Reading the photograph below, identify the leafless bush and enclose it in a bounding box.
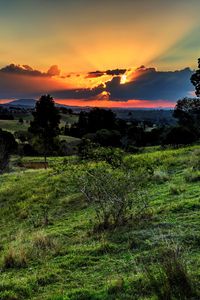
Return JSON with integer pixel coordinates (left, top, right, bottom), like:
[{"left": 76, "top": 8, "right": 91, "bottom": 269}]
[{"left": 76, "top": 163, "right": 149, "bottom": 228}]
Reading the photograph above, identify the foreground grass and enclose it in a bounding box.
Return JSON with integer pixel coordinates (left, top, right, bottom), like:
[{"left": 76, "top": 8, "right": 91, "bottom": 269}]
[{"left": 0, "top": 145, "right": 200, "bottom": 299}]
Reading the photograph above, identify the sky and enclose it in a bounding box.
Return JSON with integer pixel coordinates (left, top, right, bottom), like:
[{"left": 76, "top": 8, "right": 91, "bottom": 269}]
[{"left": 0, "top": 0, "right": 200, "bottom": 108}]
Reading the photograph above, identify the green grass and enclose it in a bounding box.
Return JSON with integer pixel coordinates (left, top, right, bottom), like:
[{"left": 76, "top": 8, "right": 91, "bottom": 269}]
[
  {"left": 0, "top": 113, "right": 78, "bottom": 133},
  {"left": 0, "top": 145, "right": 200, "bottom": 299},
  {"left": 0, "top": 119, "right": 30, "bottom": 133},
  {"left": 59, "top": 113, "right": 78, "bottom": 127}
]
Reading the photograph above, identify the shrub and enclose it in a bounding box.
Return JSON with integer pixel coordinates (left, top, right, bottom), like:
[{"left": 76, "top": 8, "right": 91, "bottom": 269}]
[
  {"left": 169, "top": 184, "right": 185, "bottom": 195},
  {"left": 0, "top": 290, "right": 18, "bottom": 300},
  {"left": 184, "top": 169, "right": 200, "bottom": 182},
  {"left": 144, "top": 244, "right": 197, "bottom": 299},
  {"left": 75, "top": 163, "right": 149, "bottom": 228},
  {"left": 79, "top": 142, "right": 124, "bottom": 168},
  {"left": 107, "top": 277, "right": 125, "bottom": 295},
  {"left": 90, "top": 147, "right": 124, "bottom": 167},
  {"left": 31, "top": 231, "right": 59, "bottom": 254},
  {"left": 152, "top": 170, "right": 169, "bottom": 184},
  {"left": 0, "top": 144, "right": 10, "bottom": 173},
  {"left": 189, "top": 149, "right": 200, "bottom": 171},
  {"left": 2, "top": 246, "right": 27, "bottom": 269}
]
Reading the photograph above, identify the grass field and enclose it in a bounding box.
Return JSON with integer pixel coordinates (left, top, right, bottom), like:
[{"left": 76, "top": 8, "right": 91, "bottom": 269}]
[
  {"left": 0, "top": 113, "right": 78, "bottom": 133},
  {"left": 0, "top": 146, "right": 200, "bottom": 299},
  {"left": 0, "top": 119, "right": 30, "bottom": 133}
]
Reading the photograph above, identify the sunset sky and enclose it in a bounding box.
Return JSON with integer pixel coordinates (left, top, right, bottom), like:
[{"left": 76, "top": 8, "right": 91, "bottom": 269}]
[{"left": 0, "top": 0, "right": 200, "bottom": 108}]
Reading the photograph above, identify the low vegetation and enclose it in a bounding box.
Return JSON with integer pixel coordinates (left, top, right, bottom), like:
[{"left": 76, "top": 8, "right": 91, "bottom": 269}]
[{"left": 0, "top": 145, "right": 199, "bottom": 299}]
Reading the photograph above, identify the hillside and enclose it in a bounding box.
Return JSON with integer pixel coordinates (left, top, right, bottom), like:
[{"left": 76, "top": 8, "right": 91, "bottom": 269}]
[{"left": 0, "top": 146, "right": 200, "bottom": 299}]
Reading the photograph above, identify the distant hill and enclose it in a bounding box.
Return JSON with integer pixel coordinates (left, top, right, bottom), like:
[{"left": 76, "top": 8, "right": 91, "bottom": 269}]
[
  {"left": 1, "top": 99, "right": 87, "bottom": 112},
  {"left": 3, "top": 99, "right": 37, "bottom": 108}
]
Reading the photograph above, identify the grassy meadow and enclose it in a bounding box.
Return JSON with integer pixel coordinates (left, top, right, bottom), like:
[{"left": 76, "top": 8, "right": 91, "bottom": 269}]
[
  {"left": 0, "top": 145, "right": 200, "bottom": 299},
  {"left": 0, "top": 113, "right": 78, "bottom": 133}
]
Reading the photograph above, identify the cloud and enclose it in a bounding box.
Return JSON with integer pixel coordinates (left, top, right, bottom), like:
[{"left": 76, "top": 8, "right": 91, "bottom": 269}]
[
  {"left": 105, "top": 67, "right": 194, "bottom": 101},
  {"left": 0, "top": 64, "right": 60, "bottom": 77},
  {"left": 0, "top": 64, "right": 66, "bottom": 99},
  {"left": 53, "top": 84, "right": 104, "bottom": 100},
  {"left": 53, "top": 67, "right": 194, "bottom": 103},
  {"left": 105, "top": 68, "right": 126, "bottom": 76},
  {"left": 47, "top": 65, "right": 60, "bottom": 76},
  {"left": 0, "top": 63, "right": 195, "bottom": 103},
  {"left": 86, "top": 71, "right": 105, "bottom": 78},
  {"left": 86, "top": 68, "right": 127, "bottom": 78}
]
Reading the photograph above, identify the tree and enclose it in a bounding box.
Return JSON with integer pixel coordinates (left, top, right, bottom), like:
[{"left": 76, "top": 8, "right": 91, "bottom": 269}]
[
  {"left": 0, "top": 129, "right": 17, "bottom": 173},
  {"left": 173, "top": 97, "right": 200, "bottom": 134},
  {"left": 191, "top": 58, "right": 200, "bottom": 96},
  {"left": 28, "top": 95, "right": 60, "bottom": 167},
  {"left": 76, "top": 108, "right": 117, "bottom": 137},
  {"left": 162, "top": 126, "right": 197, "bottom": 146},
  {"left": 94, "top": 129, "right": 121, "bottom": 147},
  {"left": 18, "top": 118, "right": 24, "bottom": 124}
]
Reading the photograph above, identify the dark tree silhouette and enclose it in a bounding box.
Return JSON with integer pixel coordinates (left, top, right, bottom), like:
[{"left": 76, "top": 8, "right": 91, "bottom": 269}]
[
  {"left": 18, "top": 118, "right": 24, "bottom": 124},
  {"left": 28, "top": 95, "right": 60, "bottom": 167},
  {"left": 0, "top": 129, "right": 17, "bottom": 173},
  {"left": 76, "top": 107, "right": 117, "bottom": 136},
  {"left": 162, "top": 126, "right": 196, "bottom": 146},
  {"left": 191, "top": 58, "right": 200, "bottom": 96},
  {"left": 173, "top": 97, "right": 200, "bottom": 134}
]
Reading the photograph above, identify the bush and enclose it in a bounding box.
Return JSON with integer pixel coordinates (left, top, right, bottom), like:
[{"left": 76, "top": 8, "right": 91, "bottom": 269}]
[
  {"left": 152, "top": 170, "right": 169, "bottom": 184},
  {"left": 169, "top": 184, "right": 185, "bottom": 195},
  {"left": 2, "top": 246, "right": 27, "bottom": 269},
  {"left": 75, "top": 163, "right": 149, "bottom": 228},
  {"left": 0, "top": 144, "right": 10, "bottom": 173},
  {"left": 0, "top": 290, "right": 18, "bottom": 300},
  {"left": 31, "top": 231, "right": 60, "bottom": 255},
  {"left": 189, "top": 149, "right": 200, "bottom": 171},
  {"left": 184, "top": 169, "right": 200, "bottom": 182},
  {"left": 0, "top": 129, "right": 17, "bottom": 173},
  {"left": 79, "top": 142, "right": 124, "bottom": 168},
  {"left": 144, "top": 244, "right": 197, "bottom": 299},
  {"left": 90, "top": 147, "right": 124, "bottom": 167}
]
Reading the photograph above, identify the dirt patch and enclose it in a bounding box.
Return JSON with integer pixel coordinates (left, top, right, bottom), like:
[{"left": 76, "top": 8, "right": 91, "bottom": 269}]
[{"left": 19, "top": 162, "right": 48, "bottom": 169}]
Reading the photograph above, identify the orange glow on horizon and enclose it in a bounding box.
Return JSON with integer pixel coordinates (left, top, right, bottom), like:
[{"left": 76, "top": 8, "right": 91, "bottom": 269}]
[
  {"left": 0, "top": 98, "right": 175, "bottom": 109},
  {"left": 55, "top": 99, "right": 175, "bottom": 109}
]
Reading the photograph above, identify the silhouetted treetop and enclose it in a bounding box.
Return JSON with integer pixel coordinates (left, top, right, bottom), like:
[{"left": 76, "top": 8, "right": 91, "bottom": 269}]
[
  {"left": 29, "top": 94, "right": 60, "bottom": 136},
  {"left": 191, "top": 58, "right": 200, "bottom": 96}
]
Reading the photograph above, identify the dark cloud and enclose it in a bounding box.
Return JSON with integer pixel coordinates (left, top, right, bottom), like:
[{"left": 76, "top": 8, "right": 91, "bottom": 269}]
[
  {"left": 86, "top": 68, "right": 127, "bottom": 79},
  {"left": 86, "top": 71, "right": 105, "bottom": 78},
  {"left": 0, "top": 64, "right": 60, "bottom": 77},
  {"left": 105, "top": 67, "right": 194, "bottom": 101},
  {"left": 53, "top": 67, "right": 194, "bottom": 102},
  {"left": 53, "top": 84, "right": 104, "bottom": 99},
  {"left": 0, "top": 63, "right": 194, "bottom": 103},
  {"left": 105, "top": 68, "right": 126, "bottom": 76},
  {"left": 47, "top": 65, "right": 60, "bottom": 76}
]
